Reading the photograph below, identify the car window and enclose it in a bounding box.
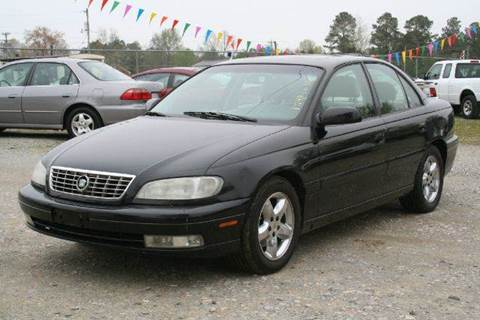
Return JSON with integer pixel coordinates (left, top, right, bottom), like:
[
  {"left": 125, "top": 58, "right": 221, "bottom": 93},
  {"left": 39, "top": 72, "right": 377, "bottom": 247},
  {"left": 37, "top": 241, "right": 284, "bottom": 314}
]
[
  {"left": 425, "top": 64, "right": 442, "bottom": 80},
  {"left": 134, "top": 73, "right": 170, "bottom": 87},
  {"left": 320, "top": 64, "right": 375, "bottom": 118},
  {"left": 152, "top": 64, "right": 323, "bottom": 122},
  {"left": 399, "top": 76, "right": 423, "bottom": 108},
  {"left": 366, "top": 64, "right": 409, "bottom": 114},
  {"left": 0, "top": 63, "right": 33, "bottom": 87},
  {"left": 455, "top": 63, "right": 480, "bottom": 78},
  {"left": 443, "top": 64, "right": 452, "bottom": 78},
  {"left": 68, "top": 72, "right": 80, "bottom": 85},
  {"left": 78, "top": 61, "right": 131, "bottom": 81},
  {"left": 31, "top": 63, "right": 76, "bottom": 86},
  {"left": 173, "top": 74, "right": 190, "bottom": 87}
]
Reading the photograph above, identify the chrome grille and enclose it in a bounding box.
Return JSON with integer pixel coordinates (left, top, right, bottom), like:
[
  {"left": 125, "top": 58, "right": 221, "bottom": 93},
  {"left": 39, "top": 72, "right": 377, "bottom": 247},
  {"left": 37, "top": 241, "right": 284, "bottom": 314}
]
[{"left": 49, "top": 166, "right": 135, "bottom": 200}]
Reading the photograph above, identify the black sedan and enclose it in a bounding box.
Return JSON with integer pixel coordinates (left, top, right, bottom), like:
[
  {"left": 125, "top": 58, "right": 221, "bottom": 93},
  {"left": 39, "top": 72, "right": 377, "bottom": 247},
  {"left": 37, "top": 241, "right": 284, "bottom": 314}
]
[{"left": 19, "top": 55, "right": 458, "bottom": 274}]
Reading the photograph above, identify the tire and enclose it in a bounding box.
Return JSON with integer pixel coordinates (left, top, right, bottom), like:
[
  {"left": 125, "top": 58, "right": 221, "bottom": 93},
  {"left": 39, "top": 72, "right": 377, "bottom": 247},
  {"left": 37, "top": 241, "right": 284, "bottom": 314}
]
[
  {"left": 230, "top": 176, "right": 302, "bottom": 274},
  {"left": 400, "top": 146, "right": 444, "bottom": 214},
  {"left": 66, "top": 107, "right": 102, "bottom": 138},
  {"left": 0, "top": 128, "right": 5, "bottom": 133},
  {"left": 461, "top": 95, "right": 479, "bottom": 119}
]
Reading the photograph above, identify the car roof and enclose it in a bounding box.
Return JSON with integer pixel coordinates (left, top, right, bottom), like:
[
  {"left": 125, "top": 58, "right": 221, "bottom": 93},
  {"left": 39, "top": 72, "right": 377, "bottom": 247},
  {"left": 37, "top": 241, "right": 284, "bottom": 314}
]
[
  {"left": 218, "top": 54, "right": 381, "bottom": 69},
  {"left": 3, "top": 57, "right": 93, "bottom": 66},
  {"left": 134, "top": 67, "right": 199, "bottom": 77},
  {"left": 433, "top": 59, "right": 480, "bottom": 64}
]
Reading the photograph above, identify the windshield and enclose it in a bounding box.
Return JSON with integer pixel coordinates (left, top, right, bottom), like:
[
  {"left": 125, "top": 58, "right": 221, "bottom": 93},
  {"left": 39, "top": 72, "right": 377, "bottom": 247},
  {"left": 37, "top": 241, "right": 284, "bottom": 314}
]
[
  {"left": 151, "top": 64, "right": 323, "bottom": 122},
  {"left": 78, "top": 61, "right": 131, "bottom": 81}
]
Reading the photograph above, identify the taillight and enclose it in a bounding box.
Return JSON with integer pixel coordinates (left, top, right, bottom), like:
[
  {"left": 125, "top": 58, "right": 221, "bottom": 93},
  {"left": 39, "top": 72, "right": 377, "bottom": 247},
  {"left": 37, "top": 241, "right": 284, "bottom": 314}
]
[
  {"left": 429, "top": 87, "right": 437, "bottom": 97},
  {"left": 120, "top": 88, "right": 152, "bottom": 101}
]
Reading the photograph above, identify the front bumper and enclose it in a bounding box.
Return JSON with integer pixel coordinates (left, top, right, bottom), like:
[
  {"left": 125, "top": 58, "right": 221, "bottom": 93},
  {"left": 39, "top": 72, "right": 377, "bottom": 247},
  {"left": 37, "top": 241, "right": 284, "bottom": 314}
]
[{"left": 19, "top": 184, "right": 249, "bottom": 257}]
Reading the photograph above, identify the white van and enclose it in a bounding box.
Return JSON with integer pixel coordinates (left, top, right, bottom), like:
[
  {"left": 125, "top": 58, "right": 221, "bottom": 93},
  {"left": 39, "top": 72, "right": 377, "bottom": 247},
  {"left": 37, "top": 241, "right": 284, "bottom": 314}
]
[{"left": 421, "top": 60, "right": 480, "bottom": 118}]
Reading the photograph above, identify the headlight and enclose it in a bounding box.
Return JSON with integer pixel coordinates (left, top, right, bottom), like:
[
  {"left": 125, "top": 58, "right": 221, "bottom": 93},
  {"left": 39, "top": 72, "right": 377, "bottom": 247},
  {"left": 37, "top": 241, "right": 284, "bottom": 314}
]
[
  {"left": 31, "top": 161, "right": 47, "bottom": 187},
  {"left": 136, "top": 177, "right": 223, "bottom": 200}
]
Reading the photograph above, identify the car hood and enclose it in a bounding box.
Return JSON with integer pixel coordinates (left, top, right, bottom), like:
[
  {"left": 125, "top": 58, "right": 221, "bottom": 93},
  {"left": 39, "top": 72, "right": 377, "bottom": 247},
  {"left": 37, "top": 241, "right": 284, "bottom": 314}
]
[{"left": 49, "top": 116, "right": 289, "bottom": 178}]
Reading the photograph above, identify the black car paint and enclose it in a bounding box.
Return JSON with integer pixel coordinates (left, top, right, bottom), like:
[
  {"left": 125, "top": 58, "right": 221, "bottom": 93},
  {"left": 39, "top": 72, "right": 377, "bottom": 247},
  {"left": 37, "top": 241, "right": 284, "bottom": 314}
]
[{"left": 19, "top": 55, "right": 458, "bottom": 255}]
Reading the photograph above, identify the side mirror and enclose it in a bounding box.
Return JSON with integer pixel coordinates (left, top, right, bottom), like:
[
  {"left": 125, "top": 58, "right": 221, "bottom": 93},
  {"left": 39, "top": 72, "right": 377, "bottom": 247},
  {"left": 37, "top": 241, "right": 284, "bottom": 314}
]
[{"left": 315, "top": 107, "right": 362, "bottom": 127}]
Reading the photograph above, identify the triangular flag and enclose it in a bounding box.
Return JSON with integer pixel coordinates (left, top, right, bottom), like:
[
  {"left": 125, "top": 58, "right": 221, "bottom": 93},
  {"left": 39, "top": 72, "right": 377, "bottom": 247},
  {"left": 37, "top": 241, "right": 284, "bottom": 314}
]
[
  {"left": 110, "top": 1, "right": 120, "bottom": 13},
  {"left": 441, "top": 38, "right": 446, "bottom": 51},
  {"left": 88, "top": 0, "right": 94, "bottom": 8},
  {"left": 160, "top": 16, "right": 168, "bottom": 27},
  {"left": 408, "top": 49, "right": 413, "bottom": 61},
  {"left": 466, "top": 27, "right": 472, "bottom": 39},
  {"left": 149, "top": 12, "right": 157, "bottom": 24},
  {"left": 182, "top": 23, "right": 191, "bottom": 37},
  {"left": 136, "top": 9, "right": 144, "bottom": 22},
  {"left": 421, "top": 46, "right": 426, "bottom": 56},
  {"left": 236, "top": 38, "right": 243, "bottom": 50},
  {"left": 256, "top": 44, "right": 263, "bottom": 53},
  {"left": 427, "top": 43, "right": 434, "bottom": 56},
  {"left": 205, "top": 30, "right": 213, "bottom": 44},
  {"left": 387, "top": 53, "right": 392, "bottom": 63},
  {"left": 226, "top": 35, "right": 234, "bottom": 48},
  {"left": 195, "top": 26, "right": 202, "bottom": 38},
  {"left": 101, "top": 0, "right": 110, "bottom": 11},
  {"left": 416, "top": 47, "right": 420, "bottom": 56},
  {"left": 394, "top": 52, "right": 400, "bottom": 64},
  {"left": 171, "top": 19, "right": 179, "bottom": 31},
  {"left": 471, "top": 23, "right": 478, "bottom": 34},
  {"left": 265, "top": 46, "right": 272, "bottom": 56},
  {"left": 246, "top": 41, "right": 251, "bottom": 52},
  {"left": 447, "top": 35, "right": 453, "bottom": 48},
  {"left": 217, "top": 32, "right": 224, "bottom": 45},
  {"left": 123, "top": 4, "right": 132, "bottom": 17},
  {"left": 401, "top": 51, "right": 406, "bottom": 65},
  {"left": 433, "top": 41, "right": 439, "bottom": 53}
]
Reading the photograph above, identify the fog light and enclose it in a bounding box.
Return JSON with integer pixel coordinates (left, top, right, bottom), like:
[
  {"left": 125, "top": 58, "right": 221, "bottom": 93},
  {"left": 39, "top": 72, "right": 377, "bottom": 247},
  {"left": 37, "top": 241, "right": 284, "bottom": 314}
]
[{"left": 144, "top": 235, "right": 204, "bottom": 248}]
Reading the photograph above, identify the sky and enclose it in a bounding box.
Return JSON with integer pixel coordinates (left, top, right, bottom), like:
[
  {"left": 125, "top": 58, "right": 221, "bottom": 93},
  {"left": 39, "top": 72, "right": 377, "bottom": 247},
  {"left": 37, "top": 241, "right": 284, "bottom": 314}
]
[{"left": 1, "top": 0, "right": 480, "bottom": 51}]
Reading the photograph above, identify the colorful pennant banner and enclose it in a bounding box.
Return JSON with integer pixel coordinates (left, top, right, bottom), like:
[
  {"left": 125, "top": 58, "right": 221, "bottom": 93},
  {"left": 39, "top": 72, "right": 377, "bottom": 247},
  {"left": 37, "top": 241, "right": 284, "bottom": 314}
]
[
  {"left": 87, "top": 0, "right": 265, "bottom": 52},
  {"left": 373, "top": 22, "right": 480, "bottom": 66}
]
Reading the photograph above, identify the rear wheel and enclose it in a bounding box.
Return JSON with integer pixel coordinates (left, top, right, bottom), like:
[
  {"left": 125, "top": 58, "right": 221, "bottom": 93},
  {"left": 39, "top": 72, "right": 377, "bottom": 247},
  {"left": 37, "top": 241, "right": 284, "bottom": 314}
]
[
  {"left": 230, "top": 177, "right": 301, "bottom": 274},
  {"left": 400, "top": 146, "right": 444, "bottom": 213},
  {"left": 461, "top": 95, "right": 479, "bottom": 119},
  {"left": 66, "top": 107, "right": 102, "bottom": 138}
]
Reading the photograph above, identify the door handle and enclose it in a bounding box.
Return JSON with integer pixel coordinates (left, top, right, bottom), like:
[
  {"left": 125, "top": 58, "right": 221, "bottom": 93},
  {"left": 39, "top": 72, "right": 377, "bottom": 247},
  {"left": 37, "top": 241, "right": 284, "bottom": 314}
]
[
  {"left": 62, "top": 95, "right": 71, "bottom": 98},
  {"left": 7, "top": 95, "right": 17, "bottom": 99}
]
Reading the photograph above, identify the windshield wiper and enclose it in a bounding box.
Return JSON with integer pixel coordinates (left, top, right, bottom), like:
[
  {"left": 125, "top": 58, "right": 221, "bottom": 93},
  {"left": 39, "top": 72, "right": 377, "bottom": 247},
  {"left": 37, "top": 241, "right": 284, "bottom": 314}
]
[
  {"left": 183, "top": 111, "right": 257, "bottom": 123},
  {"left": 145, "top": 111, "right": 167, "bottom": 117}
]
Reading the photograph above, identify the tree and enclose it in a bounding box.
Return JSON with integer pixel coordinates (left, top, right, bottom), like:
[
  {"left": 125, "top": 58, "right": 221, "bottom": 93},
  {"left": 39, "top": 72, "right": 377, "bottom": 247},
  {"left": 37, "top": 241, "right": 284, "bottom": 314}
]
[
  {"left": 325, "top": 12, "right": 358, "bottom": 53},
  {"left": 370, "top": 12, "right": 404, "bottom": 53},
  {"left": 355, "top": 17, "right": 371, "bottom": 54},
  {"left": 403, "top": 15, "right": 435, "bottom": 48},
  {"left": 24, "top": 26, "right": 67, "bottom": 55},
  {"left": 441, "top": 17, "right": 462, "bottom": 37},
  {"left": 297, "top": 39, "right": 323, "bottom": 54},
  {"left": 150, "top": 30, "right": 183, "bottom": 51}
]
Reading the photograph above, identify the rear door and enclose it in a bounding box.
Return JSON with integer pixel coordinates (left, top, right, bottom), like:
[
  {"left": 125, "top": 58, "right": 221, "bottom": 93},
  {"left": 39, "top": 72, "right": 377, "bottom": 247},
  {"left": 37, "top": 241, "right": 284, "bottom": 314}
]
[
  {"left": 365, "top": 63, "right": 427, "bottom": 192},
  {"left": 22, "top": 62, "right": 79, "bottom": 125},
  {"left": 0, "top": 62, "right": 33, "bottom": 124},
  {"left": 315, "top": 63, "right": 387, "bottom": 215}
]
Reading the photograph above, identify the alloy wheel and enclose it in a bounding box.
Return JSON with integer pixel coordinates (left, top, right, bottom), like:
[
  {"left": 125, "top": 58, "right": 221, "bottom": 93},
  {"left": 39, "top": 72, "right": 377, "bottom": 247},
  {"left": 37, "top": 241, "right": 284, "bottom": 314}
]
[
  {"left": 71, "top": 113, "right": 94, "bottom": 136},
  {"left": 422, "top": 155, "right": 441, "bottom": 203},
  {"left": 257, "top": 192, "right": 295, "bottom": 261},
  {"left": 463, "top": 100, "right": 473, "bottom": 117}
]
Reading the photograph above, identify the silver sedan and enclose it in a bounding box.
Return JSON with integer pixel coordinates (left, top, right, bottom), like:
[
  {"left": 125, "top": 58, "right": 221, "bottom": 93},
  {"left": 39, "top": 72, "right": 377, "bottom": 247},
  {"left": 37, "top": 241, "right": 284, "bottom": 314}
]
[{"left": 0, "top": 58, "right": 163, "bottom": 138}]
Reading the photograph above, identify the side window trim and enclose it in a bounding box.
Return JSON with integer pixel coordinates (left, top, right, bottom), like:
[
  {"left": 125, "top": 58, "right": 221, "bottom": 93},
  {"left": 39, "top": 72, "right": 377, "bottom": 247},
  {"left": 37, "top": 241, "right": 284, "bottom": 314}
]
[{"left": 397, "top": 72, "right": 424, "bottom": 108}]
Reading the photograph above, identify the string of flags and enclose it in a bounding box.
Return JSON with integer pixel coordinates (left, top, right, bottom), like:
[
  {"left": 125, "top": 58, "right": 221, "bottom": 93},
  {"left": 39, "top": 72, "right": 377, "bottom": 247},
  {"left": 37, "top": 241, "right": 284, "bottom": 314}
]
[
  {"left": 372, "top": 22, "right": 480, "bottom": 65},
  {"left": 87, "top": 0, "right": 288, "bottom": 55}
]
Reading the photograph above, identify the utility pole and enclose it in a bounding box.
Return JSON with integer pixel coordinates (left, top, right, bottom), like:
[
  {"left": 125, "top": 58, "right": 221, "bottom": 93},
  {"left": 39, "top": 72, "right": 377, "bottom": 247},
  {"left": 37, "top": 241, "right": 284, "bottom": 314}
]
[
  {"left": 2, "top": 32, "right": 10, "bottom": 45},
  {"left": 84, "top": 8, "right": 91, "bottom": 52}
]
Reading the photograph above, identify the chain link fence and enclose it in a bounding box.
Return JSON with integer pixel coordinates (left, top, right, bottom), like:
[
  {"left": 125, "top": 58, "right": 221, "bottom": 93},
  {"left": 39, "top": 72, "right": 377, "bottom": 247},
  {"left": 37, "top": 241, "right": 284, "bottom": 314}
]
[{"left": 0, "top": 47, "right": 261, "bottom": 75}]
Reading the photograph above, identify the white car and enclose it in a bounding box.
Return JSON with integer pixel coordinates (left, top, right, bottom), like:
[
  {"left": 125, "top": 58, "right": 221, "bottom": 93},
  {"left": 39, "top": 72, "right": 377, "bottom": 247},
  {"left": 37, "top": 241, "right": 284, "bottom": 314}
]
[{"left": 420, "top": 60, "right": 480, "bottom": 119}]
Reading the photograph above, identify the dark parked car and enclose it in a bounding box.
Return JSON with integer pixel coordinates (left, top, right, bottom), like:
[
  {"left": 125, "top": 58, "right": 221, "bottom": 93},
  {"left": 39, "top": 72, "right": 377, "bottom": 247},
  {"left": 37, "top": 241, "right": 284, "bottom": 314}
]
[
  {"left": 19, "top": 55, "right": 458, "bottom": 274},
  {"left": 132, "top": 67, "right": 199, "bottom": 99}
]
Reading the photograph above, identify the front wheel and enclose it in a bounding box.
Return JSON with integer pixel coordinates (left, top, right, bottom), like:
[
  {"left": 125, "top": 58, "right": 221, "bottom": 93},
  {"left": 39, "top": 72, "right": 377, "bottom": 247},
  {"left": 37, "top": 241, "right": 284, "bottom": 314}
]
[
  {"left": 400, "top": 146, "right": 444, "bottom": 213},
  {"left": 231, "top": 177, "right": 301, "bottom": 274},
  {"left": 461, "top": 95, "right": 479, "bottom": 119},
  {"left": 66, "top": 107, "right": 102, "bottom": 138}
]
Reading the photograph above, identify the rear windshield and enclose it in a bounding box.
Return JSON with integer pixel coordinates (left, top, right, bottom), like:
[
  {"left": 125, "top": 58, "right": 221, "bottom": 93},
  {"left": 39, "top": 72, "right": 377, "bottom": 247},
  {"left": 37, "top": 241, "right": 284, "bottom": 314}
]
[
  {"left": 78, "top": 61, "right": 131, "bottom": 81},
  {"left": 455, "top": 63, "right": 480, "bottom": 79}
]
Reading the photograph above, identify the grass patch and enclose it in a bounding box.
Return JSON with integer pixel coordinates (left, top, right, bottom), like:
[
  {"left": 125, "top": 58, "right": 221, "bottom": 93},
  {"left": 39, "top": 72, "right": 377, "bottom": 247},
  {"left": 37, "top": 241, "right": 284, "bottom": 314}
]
[{"left": 455, "top": 117, "right": 480, "bottom": 145}]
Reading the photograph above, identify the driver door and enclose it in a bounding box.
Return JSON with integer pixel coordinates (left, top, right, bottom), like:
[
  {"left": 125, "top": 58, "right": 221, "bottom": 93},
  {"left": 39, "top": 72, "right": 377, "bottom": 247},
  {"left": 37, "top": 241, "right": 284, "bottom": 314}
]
[{"left": 0, "top": 62, "right": 34, "bottom": 124}]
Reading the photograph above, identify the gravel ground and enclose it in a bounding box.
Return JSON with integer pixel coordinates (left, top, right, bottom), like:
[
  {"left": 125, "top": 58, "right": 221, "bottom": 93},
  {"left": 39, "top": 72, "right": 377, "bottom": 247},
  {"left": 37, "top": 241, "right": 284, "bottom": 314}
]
[{"left": 1, "top": 129, "right": 479, "bottom": 320}]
